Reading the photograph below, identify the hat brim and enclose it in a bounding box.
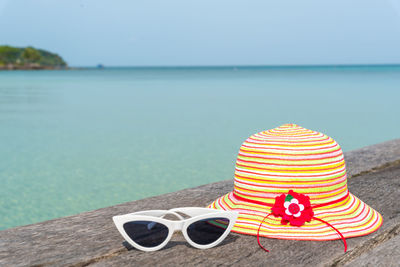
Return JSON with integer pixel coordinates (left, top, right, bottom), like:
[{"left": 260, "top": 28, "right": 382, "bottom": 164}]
[{"left": 208, "top": 191, "right": 382, "bottom": 241}]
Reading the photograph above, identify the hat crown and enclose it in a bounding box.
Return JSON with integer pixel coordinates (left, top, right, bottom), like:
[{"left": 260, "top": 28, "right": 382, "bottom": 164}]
[{"left": 234, "top": 124, "right": 348, "bottom": 205}]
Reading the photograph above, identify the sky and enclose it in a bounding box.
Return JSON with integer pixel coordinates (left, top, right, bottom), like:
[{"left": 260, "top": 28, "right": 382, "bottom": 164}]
[{"left": 1, "top": 0, "right": 400, "bottom": 67}]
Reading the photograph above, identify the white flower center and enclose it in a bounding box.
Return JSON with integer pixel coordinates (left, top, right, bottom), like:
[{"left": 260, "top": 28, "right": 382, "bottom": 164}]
[{"left": 284, "top": 198, "right": 304, "bottom": 217}]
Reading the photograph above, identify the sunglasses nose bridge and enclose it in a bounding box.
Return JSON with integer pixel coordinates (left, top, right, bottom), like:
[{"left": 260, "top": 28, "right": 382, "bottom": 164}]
[{"left": 171, "top": 221, "right": 185, "bottom": 231}]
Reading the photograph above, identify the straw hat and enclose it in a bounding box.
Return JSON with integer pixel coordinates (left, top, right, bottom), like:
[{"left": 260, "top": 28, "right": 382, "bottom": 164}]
[{"left": 208, "top": 124, "right": 382, "bottom": 241}]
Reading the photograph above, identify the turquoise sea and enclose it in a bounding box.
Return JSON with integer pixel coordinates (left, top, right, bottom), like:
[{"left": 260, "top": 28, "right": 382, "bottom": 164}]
[{"left": 1, "top": 66, "right": 400, "bottom": 230}]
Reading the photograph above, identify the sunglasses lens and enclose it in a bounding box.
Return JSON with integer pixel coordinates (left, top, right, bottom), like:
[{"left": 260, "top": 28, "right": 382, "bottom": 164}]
[
  {"left": 187, "top": 217, "right": 230, "bottom": 245},
  {"left": 123, "top": 221, "right": 169, "bottom": 248}
]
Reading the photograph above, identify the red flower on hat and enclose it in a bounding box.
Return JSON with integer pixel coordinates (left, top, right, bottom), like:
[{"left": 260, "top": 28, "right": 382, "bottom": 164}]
[{"left": 271, "top": 190, "right": 314, "bottom": 226}]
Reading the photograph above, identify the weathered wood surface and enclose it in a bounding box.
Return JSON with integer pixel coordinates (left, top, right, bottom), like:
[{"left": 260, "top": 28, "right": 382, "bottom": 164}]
[{"left": 0, "top": 139, "right": 400, "bottom": 267}]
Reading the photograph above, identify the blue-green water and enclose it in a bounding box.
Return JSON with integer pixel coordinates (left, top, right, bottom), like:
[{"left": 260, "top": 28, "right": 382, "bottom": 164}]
[{"left": 1, "top": 66, "right": 399, "bottom": 230}]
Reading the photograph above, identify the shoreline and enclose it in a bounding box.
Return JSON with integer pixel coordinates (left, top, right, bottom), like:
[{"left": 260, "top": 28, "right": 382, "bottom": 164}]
[{"left": 0, "top": 64, "right": 69, "bottom": 71}]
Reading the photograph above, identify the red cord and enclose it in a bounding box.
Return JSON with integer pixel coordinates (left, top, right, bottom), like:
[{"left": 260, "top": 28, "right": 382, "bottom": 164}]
[
  {"left": 257, "top": 213, "right": 272, "bottom": 252},
  {"left": 251, "top": 191, "right": 350, "bottom": 253},
  {"left": 312, "top": 216, "right": 347, "bottom": 252},
  {"left": 257, "top": 214, "right": 347, "bottom": 253}
]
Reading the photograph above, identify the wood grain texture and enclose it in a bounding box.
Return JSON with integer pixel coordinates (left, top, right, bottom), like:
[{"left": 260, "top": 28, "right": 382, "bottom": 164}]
[
  {"left": 0, "top": 139, "right": 399, "bottom": 267},
  {"left": 343, "top": 234, "right": 400, "bottom": 267}
]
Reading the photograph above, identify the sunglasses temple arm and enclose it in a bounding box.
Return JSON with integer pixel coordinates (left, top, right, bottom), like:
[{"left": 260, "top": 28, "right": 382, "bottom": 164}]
[
  {"left": 169, "top": 207, "right": 221, "bottom": 217},
  {"left": 163, "top": 211, "right": 185, "bottom": 220},
  {"left": 146, "top": 211, "right": 185, "bottom": 230},
  {"left": 127, "top": 210, "right": 185, "bottom": 220}
]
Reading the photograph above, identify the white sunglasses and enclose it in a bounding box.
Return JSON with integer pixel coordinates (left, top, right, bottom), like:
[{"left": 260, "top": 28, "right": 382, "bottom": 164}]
[{"left": 113, "top": 207, "right": 238, "bottom": 252}]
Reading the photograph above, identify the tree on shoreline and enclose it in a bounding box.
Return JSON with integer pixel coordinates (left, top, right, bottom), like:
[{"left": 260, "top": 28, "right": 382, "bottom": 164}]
[
  {"left": 22, "top": 47, "right": 41, "bottom": 63},
  {"left": 0, "top": 45, "right": 67, "bottom": 69}
]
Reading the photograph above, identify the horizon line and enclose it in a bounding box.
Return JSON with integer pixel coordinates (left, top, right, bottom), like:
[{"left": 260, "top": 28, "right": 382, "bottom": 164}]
[{"left": 71, "top": 63, "right": 400, "bottom": 69}]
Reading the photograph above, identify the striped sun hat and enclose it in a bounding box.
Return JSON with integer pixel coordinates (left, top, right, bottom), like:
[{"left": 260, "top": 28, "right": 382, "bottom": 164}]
[{"left": 208, "top": 124, "right": 382, "bottom": 242}]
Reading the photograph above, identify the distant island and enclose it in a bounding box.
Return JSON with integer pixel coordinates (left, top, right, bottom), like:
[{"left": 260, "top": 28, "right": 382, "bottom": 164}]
[{"left": 0, "top": 45, "right": 67, "bottom": 70}]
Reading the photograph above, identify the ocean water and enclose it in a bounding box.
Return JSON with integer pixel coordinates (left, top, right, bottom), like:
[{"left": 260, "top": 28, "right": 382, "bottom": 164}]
[{"left": 1, "top": 66, "right": 399, "bottom": 230}]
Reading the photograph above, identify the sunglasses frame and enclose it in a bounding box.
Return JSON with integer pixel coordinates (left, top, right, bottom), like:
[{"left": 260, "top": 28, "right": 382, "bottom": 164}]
[{"left": 113, "top": 207, "right": 238, "bottom": 252}]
